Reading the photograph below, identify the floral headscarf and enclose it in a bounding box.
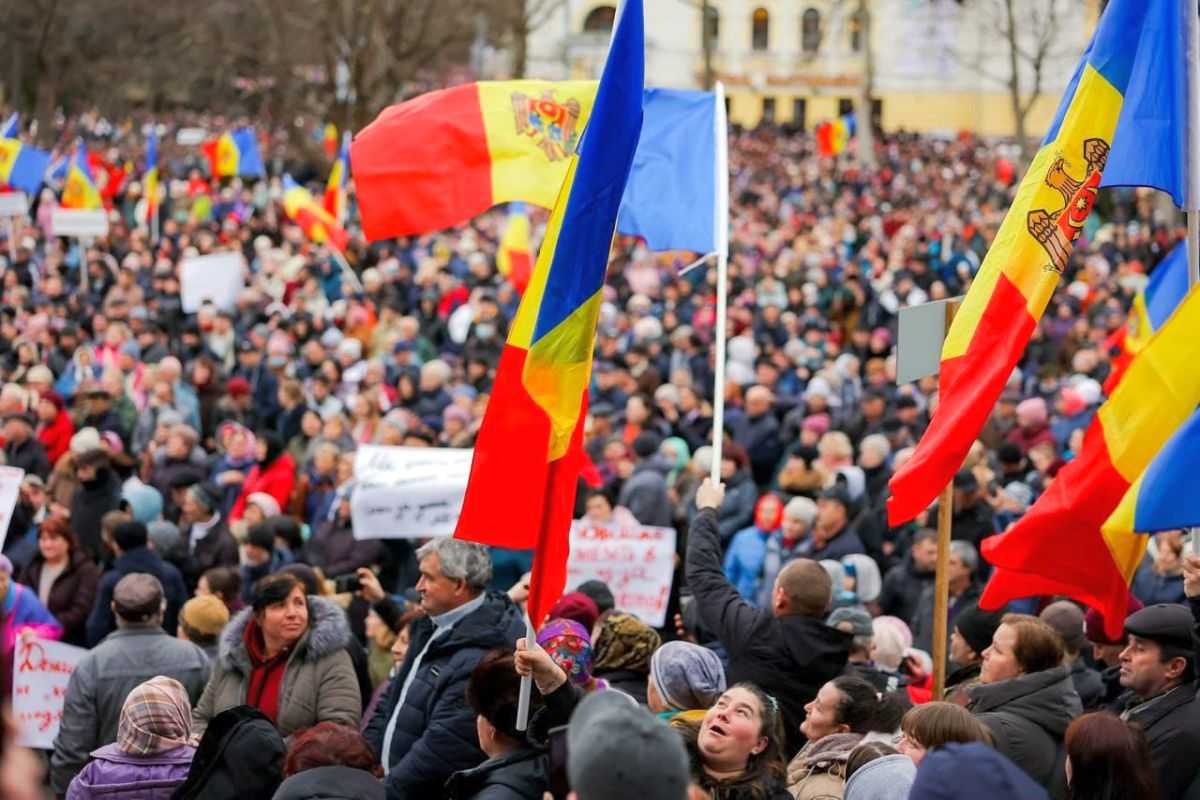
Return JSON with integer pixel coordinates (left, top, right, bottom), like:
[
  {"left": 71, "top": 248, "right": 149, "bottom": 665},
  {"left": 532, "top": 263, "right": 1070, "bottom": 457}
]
[{"left": 537, "top": 618, "right": 596, "bottom": 686}]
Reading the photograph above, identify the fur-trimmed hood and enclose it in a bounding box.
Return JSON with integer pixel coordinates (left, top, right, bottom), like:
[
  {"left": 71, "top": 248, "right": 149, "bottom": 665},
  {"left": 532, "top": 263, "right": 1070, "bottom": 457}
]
[{"left": 217, "top": 594, "right": 350, "bottom": 673}]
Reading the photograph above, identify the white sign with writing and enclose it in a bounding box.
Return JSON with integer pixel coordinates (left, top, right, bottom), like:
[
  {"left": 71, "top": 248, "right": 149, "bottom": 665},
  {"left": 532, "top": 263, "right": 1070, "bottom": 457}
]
[
  {"left": 50, "top": 209, "right": 110, "bottom": 238},
  {"left": 179, "top": 251, "right": 246, "bottom": 312},
  {"left": 0, "top": 192, "right": 30, "bottom": 217},
  {"left": 566, "top": 520, "right": 676, "bottom": 628},
  {"left": 12, "top": 637, "right": 86, "bottom": 749},
  {"left": 0, "top": 466, "right": 25, "bottom": 552},
  {"left": 351, "top": 446, "right": 473, "bottom": 539},
  {"left": 175, "top": 127, "right": 208, "bottom": 146}
]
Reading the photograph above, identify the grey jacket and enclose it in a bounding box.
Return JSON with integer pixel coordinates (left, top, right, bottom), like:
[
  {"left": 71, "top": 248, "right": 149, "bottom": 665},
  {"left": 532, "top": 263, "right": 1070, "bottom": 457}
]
[
  {"left": 50, "top": 626, "right": 211, "bottom": 794},
  {"left": 969, "top": 666, "right": 1082, "bottom": 793},
  {"left": 192, "top": 595, "right": 361, "bottom": 739}
]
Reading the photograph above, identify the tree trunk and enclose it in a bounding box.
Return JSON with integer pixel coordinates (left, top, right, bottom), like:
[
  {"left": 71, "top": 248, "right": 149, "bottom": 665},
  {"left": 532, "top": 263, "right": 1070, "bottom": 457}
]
[
  {"left": 1002, "top": 0, "right": 1031, "bottom": 161},
  {"left": 701, "top": 0, "right": 715, "bottom": 90},
  {"left": 856, "top": 0, "right": 876, "bottom": 167}
]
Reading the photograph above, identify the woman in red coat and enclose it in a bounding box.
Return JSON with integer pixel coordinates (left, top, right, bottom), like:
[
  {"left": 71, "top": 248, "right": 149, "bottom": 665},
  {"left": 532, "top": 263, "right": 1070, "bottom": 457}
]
[
  {"left": 35, "top": 391, "right": 75, "bottom": 467},
  {"left": 230, "top": 432, "right": 296, "bottom": 522}
]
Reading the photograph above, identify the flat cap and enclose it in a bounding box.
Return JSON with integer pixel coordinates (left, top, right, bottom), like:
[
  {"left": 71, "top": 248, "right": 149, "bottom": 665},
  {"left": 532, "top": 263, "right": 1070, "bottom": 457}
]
[{"left": 1125, "top": 603, "right": 1193, "bottom": 651}]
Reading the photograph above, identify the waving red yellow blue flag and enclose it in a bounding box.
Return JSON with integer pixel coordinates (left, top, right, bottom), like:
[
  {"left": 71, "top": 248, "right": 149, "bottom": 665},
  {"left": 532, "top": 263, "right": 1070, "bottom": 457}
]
[
  {"left": 323, "top": 131, "right": 350, "bottom": 225},
  {"left": 455, "top": 0, "right": 645, "bottom": 626},
  {"left": 282, "top": 175, "right": 350, "bottom": 251},
  {"left": 61, "top": 140, "right": 102, "bottom": 209}
]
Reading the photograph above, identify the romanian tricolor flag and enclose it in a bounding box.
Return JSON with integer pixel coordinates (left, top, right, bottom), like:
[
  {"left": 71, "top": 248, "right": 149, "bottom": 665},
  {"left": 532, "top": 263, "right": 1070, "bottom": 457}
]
[
  {"left": 496, "top": 203, "right": 533, "bottom": 294},
  {"left": 201, "top": 127, "right": 265, "bottom": 178},
  {"left": 888, "top": 0, "right": 1179, "bottom": 526},
  {"left": 282, "top": 174, "right": 350, "bottom": 251},
  {"left": 144, "top": 129, "right": 160, "bottom": 226},
  {"left": 981, "top": 285, "right": 1200, "bottom": 640},
  {"left": 351, "top": 79, "right": 597, "bottom": 240},
  {"left": 323, "top": 131, "right": 350, "bottom": 224},
  {"left": 815, "top": 113, "right": 855, "bottom": 157},
  {"left": 454, "top": 0, "right": 644, "bottom": 627},
  {"left": 0, "top": 136, "right": 49, "bottom": 196},
  {"left": 61, "top": 140, "right": 102, "bottom": 210}
]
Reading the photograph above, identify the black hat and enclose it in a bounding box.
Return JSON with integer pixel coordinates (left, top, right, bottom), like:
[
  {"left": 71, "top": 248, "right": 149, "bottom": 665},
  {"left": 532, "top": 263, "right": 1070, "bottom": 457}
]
[
  {"left": 575, "top": 579, "right": 615, "bottom": 614},
  {"left": 188, "top": 482, "right": 223, "bottom": 512},
  {"left": 953, "top": 469, "right": 979, "bottom": 493},
  {"left": 113, "top": 521, "right": 149, "bottom": 552},
  {"left": 895, "top": 394, "right": 919, "bottom": 410},
  {"left": 2, "top": 412, "right": 35, "bottom": 428},
  {"left": 819, "top": 486, "right": 852, "bottom": 509},
  {"left": 245, "top": 524, "right": 275, "bottom": 552},
  {"left": 632, "top": 432, "right": 662, "bottom": 459},
  {"left": 590, "top": 402, "right": 615, "bottom": 418},
  {"left": 1125, "top": 603, "right": 1193, "bottom": 651},
  {"left": 954, "top": 601, "right": 1006, "bottom": 656}
]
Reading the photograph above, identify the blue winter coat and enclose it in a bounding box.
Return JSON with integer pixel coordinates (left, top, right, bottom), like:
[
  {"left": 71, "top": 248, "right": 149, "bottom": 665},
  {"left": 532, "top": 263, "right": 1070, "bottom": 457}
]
[
  {"left": 365, "top": 591, "right": 526, "bottom": 799},
  {"left": 723, "top": 524, "right": 776, "bottom": 604}
]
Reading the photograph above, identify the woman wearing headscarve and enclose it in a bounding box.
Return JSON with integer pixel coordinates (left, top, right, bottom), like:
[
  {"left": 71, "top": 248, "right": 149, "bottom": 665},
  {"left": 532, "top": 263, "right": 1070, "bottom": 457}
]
[
  {"left": 647, "top": 640, "right": 727, "bottom": 726},
  {"left": 536, "top": 619, "right": 608, "bottom": 693},
  {"left": 592, "top": 612, "right": 661, "bottom": 704},
  {"left": 65, "top": 676, "right": 197, "bottom": 799},
  {"left": 229, "top": 431, "right": 296, "bottom": 523}
]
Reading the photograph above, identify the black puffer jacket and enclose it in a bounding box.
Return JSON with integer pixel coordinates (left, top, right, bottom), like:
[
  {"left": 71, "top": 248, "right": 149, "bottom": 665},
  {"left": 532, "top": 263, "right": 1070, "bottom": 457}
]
[
  {"left": 172, "top": 705, "right": 285, "bottom": 800},
  {"left": 364, "top": 591, "right": 526, "bottom": 800},
  {"left": 272, "top": 765, "right": 385, "bottom": 800},
  {"left": 444, "top": 744, "right": 547, "bottom": 800},
  {"left": 968, "top": 666, "right": 1082, "bottom": 794}
]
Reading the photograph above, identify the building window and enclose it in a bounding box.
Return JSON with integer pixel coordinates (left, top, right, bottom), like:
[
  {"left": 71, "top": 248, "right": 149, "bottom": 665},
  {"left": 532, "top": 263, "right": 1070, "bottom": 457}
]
[
  {"left": 848, "top": 11, "right": 863, "bottom": 53},
  {"left": 762, "top": 97, "right": 776, "bottom": 124},
  {"left": 582, "top": 5, "right": 616, "bottom": 34},
  {"left": 752, "top": 8, "right": 770, "bottom": 51},
  {"left": 838, "top": 97, "right": 855, "bottom": 116},
  {"left": 801, "top": 8, "right": 821, "bottom": 54},
  {"left": 704, "top": 6, "right": 720, "bottom": 46},
  {"left": 793, "top": 98, "right": 807, "bottom": 130}
]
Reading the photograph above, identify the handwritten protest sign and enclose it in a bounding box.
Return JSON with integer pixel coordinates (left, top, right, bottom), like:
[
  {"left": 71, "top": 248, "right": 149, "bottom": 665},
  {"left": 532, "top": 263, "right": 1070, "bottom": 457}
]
[
  {"left": 567, "top": 520, "right": 676, "bottom": 627},
  {"left": 180, "top": 251, "right": 245, "bottom": 312},
  {"left": 0, "top": 466, "right": 25, "bottom": 552},
  {"left": 12, "top": 637, "right": 86, "bottom": 749},
  {"left": 351, "top": 446, "right": 473, "bottom": 539}
]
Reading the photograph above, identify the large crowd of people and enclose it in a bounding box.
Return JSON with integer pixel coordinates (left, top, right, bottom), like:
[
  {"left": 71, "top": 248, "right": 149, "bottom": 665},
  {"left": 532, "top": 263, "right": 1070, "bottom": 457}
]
[{"left": 0, "top": 112, "right": 1194, "bottom": 800}]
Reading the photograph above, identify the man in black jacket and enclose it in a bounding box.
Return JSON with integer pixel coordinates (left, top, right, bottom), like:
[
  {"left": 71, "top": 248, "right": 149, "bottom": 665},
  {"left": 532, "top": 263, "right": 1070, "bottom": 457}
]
[
  {"left": 686, "top": 477, "right": 850, "bottom": 757},
  {"left": 365, "top": 537, "right": 525, "bottom": 799},
  {"left": 2, "top": 412, "right": 50, "bottom": 480},
  {"left": 1120, "top": 561, "right": 1200, "bottom": 800},
  {"left": 178, "top": 481, "right": 239, "bottom": 590},
  {"left": 85, "top": 520, "right": 188, "bottom": 646}
]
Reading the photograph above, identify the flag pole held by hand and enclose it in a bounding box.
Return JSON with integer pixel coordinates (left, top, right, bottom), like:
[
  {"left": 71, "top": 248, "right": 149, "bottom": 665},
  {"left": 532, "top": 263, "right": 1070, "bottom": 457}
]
[{"left": 516, "top": 616, "right": 535, "bottom": 731}]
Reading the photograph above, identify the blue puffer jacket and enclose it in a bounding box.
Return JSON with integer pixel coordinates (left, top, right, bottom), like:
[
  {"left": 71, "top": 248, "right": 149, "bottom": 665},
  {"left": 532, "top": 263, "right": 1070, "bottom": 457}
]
[
  {"left": 723, "top": 524, "right": 774, "bottom": 604},
  {"left": 364, "top": 591, "right": 526, "bottom": 800}
]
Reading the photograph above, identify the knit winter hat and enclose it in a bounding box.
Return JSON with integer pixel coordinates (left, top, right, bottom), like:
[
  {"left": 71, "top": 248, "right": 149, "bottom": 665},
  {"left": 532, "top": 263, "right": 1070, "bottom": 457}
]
[
  {"left": 649, "top": 640, "right": 726, "bottom": 712},
  {"left": 548, "top": 593, "right": 600, "bottom": 632},
  {"left": 180, "top": 595, "right": 231, "bottom": 640},
  {"left": 954, "top": 602, "right": 1007, "bottom": 657},
  {"left": 1015, "top": 397, "right": 1048, "bottom": 425}
]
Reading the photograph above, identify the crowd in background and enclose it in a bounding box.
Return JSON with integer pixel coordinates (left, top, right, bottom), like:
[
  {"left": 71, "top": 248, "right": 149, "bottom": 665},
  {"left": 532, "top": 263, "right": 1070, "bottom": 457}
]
[{"left": 0, "top": 112, "right": 1194, "bottom": 800}]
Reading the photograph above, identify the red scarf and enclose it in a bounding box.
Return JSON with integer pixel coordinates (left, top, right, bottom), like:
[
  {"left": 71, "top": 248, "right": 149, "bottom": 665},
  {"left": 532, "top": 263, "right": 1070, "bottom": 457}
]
[{"left": 243, "top": 618, "right": 291, "bottom": 724}]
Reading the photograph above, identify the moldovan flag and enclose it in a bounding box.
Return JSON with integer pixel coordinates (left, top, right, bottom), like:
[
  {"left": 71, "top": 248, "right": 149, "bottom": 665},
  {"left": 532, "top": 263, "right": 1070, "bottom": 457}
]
[
  {"left": 351, "top": 79, "right": 596, "bottom": 240},
  {"left": 1105, "top": 241, "right": 1190, "bottom": 392},
  {"left": 888, "top": 0, "right": 1200, "bottom": 526},
  {"left": 454, "top": 0, "right": 644, "bottom": 627},
  {"left": 282, "top": 175, "right": 350, "bottom": 251},
  {"left": 496, "top": 203, "right": 533, "bottom": 293},
  {"left": 324, "top": 131, "right": 351, "bottom": 224},
  {"left": 202, "top": 127, "right": 265, "bottom": 178},
  {"left": 815, "top": 113, "right": 855, "bottom": 157},
  {"left": 144, "top": 129, "right": 160, "bottom": 225},
  {"left": 981, "top": 285, "right": 1200, "bottom": 640},
  {"left": 0, "top": 137, "right": 49, "bottom": 196},
  {"left": 61, "top": 140, "right": 102, "bottom": 210}
]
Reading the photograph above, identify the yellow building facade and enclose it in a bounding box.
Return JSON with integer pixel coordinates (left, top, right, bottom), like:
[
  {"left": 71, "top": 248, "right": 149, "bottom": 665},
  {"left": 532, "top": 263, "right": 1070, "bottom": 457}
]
[{"left": 525, "top": 0, "right": 1100, "bottom": 137}]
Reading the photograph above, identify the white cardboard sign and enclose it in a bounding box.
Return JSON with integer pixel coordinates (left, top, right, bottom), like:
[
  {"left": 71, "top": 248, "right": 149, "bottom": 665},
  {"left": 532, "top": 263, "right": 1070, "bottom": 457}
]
[
  {"left": 12, "top": 637, "right": 86, "bottom": 749},
  {"left": 50, "top": 209, "right": 109, "bottom": 238},
  {"left": 0, "top": 192, "right": 30, "bottom": 217},
  {"left": 0, "top": 466, "right": 25, "bottom": 552},
  {"left": 350, "top": 446, "right": 473, "bottom": 539},
  {"left": 179, "top": 252, "right": 246, "bottom": 312},
  {"left": 566, "top": 520, "right": 676, "bottom": 627}
]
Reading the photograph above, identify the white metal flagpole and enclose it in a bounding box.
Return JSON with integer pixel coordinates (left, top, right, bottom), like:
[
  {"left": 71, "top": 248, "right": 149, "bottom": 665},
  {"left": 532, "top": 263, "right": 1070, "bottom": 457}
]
[
  {"left": 1187, "top": 0, "right": 1200, "bottom": 556},
  {"left": 709, "top": 81, "right": 730, "bottom": 483}
]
